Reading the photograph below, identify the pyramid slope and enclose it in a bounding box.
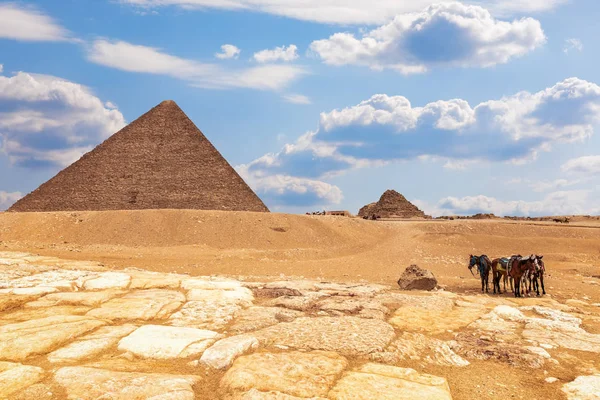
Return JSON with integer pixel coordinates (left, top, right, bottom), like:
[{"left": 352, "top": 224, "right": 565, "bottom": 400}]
[
  {"left": 9, "top": 100, "right": 269, "bottom": 213},
  {"left": 358, "top": 190, "right": 428, "bottom": 219}
]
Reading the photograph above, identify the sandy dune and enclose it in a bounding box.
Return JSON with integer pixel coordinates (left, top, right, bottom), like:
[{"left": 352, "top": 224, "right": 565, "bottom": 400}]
[{"left": 1, "top": 210, "right": 599, "bottom": 303}]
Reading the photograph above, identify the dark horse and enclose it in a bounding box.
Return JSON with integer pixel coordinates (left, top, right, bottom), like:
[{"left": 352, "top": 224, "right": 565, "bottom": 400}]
[
  {"left": 526, "top": 255, "right": 546, "bottom": 296},
  {"left": 468, "top": 254, "right": 492, "bottom": 293},
  {"left": 510, "top": 255, "right": 536, "bottom": 297}
]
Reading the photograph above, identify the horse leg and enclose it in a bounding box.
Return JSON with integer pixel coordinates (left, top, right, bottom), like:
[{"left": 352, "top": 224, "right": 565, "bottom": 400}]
[{"left": 540, "top": 273, "right": 546, "bottom": 295}]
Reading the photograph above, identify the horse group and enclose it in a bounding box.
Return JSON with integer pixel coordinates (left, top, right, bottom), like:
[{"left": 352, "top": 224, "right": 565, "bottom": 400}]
[{"left": 468, "top": 254, "right": 546, "bottom": 298}]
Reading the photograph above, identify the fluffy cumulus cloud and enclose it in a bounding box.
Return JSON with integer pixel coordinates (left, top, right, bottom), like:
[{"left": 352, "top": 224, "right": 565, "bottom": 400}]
[
  {"left": 423, "top": 190, "right": 593, "bottom": 217},
  {"left": 0, "top": 3, "right": 71, "bottom": 42},
  {"left": 86, "top": 39, "right": 306, "bottom": 91},
  {"left": 310, "top": 3, "right": 546, "bottom": 74},
  {"left": 0, "top": 70, "right": 126, "bottom": 168},
  {"left": 238, "top": 165, "right": 343, "bottom": 207},
  {"left": 215, "top": 44, "right": 241, "bottom": 59},
  {"left": 119, "top": 0, "right": 569, "bottom": 25},
  {"left": 0, "top": 191, "right": 22, "bottom": 211},
  {"left": 253, "top": 45, "right": 298, "bottom": 63},
  {"left": 562, "top": 155, "right": 600, "bottom": 175},
  {"left": 240, "top": 77, "right": 600, "bottom": 207}
]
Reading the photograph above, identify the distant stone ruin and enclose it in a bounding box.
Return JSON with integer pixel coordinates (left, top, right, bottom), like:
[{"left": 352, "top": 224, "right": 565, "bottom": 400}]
[
  {"left": 358, "top": 190, "right": 429, "bottom": 219},
  {"left": 9, "top": 100, "right": 269, "bottom": 213}
]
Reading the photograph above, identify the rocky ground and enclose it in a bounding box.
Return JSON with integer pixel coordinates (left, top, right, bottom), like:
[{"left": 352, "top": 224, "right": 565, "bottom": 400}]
[{"left": 1, "top": 252, "right": 599, "bottom": 399}]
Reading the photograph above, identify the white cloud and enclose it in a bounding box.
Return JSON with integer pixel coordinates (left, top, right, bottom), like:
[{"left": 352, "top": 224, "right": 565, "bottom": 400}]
[
  {"left": 86, "top": 39, "right": 306, "bottom": 91},
  {"left": 246, "top": 77, "right": 600, "bottom": 185},
  {"left": 0, "top": 191, "right": 22, "bottom": 211},
  {"left": 0, "top": 71, "right": 126, "bottom": 168},
  {"left": 310, "top": 3, "right": 546, "bottom": 74},
  {"left": 283, "top": 93, "right": 311, "bottom": 105},
  {"left": 0, "top": 3, "right": 71, "bottom": 42},
  {"left": 0, "top": 64, "right": 3, "bottom": 74},
  {"left": 238, "top": 77, "right": 600, "bottom": 208},
  {"left": 237, "top": 165, "right": 342, "bottom": 207},
  {"left": 563, "top": 38, "right": 583, "bottom": 54},
  {"left": 215, "top": 44, "right": 241, "bottom": 59},
  {"left": 253, "top": 45, "right": 298, "bottom": 63},
  {"left": 562, "top": 155, "right": 600, "bottom": 175},
  {"left": 118, "top": 0, "right": 569, "bottom": 25},
  {"left": 426, "top": 190, "right": 592, "bottom": 217}
]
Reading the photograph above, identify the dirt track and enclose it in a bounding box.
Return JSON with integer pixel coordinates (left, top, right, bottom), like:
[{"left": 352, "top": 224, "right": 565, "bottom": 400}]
[{"left": 1, "top": 210, "right": 599, "bottom": 303}]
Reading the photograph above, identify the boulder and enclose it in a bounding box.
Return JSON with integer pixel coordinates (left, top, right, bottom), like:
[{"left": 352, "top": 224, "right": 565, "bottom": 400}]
[{"left": 397, "top": 265, "right": 437, "bottom": 291}]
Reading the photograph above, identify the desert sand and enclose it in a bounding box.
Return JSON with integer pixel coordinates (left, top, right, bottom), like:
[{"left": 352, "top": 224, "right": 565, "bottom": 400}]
[{"left": 1, "top": 210, "right": 599, "bottom": 399}]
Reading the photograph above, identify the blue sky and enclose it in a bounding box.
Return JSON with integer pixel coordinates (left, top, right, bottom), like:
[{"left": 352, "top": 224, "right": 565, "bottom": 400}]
[{"left": 1, "top": 0, "right": 599, "bottom": 216}]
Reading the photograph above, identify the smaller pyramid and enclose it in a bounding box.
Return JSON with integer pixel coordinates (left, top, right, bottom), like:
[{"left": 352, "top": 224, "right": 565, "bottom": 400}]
[{"left": 358, "top": 190, "right": 428, "bottom": 219}]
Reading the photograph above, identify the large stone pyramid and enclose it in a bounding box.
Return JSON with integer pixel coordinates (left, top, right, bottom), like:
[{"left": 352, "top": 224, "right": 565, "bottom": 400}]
[
  {"left": 9, "top": 100, "right": 269, "bottom": 213},
  {"left": 358, "top": 190, "right": 428, "bottom": 219}
]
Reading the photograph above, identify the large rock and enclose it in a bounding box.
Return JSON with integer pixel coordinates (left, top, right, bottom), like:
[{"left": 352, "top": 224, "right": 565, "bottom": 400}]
[
  {"left": 255, "top": 316, "right": 395, "bottom": 357},
  {"left": 328, "top": 363, "right": 452, "bottom": 400},
  {"left": 54, "top": 366, "right": 200, "bottom": 400},
  {"left": 86, "top": 289, "right": 185, "bottom": 321},
  {"left": 200, "top": 334, "right": 259, "bottom": 370},
  {"left": 397, "top": 265, "right": 437, "bottom": 291},
  {"left": 0, "top": 315, "right": 106, "bottom": 361},
  {"left": 0, "top": 362, "right": 45, "bottom": 398},
  {"left": 48, "top": 324, "right": 137, "bottom": 363},
  {"left": 221, "top": 351, "right": 347, "bottom": 398},
  {"left": 118, "top": 324, "right": 220, "bottom": 359},
  {"left": 562, "top": 374, "right": 600, "bottom": 400},
  {"left": 1, "top": 305, "right": 91, "bottom": 322}
]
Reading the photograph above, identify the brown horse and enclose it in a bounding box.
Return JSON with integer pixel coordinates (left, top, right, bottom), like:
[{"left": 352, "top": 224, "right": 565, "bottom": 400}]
[
  {"left": 509, "top": 255, "right": 536, "bottom": 297},
  {"left": 526, "top": 255, "right": 546, "bottom": 296},
  {"left": 468, "top": 255, "right": 492, "bottom": 293},
  {"left": 491, "top": 258, "right": 511, "bottom": 294}
]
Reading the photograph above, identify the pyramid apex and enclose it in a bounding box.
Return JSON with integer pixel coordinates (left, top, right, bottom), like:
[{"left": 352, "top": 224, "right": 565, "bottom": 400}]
[{"left": 159, "top": 100, "right": 177, "bottom": 106}]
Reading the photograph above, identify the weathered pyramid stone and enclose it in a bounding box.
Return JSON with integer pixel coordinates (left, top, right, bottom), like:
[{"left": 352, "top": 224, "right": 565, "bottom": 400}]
[
  {"left": 358, "top": 190, "right": 428, "bottom": 219},
  {"left": 9, "top": 100, "right": 269, "bottom": 212}
]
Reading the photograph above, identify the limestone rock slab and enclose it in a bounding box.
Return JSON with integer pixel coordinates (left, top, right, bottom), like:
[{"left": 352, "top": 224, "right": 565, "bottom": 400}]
[
  {"left": 0, "top": 315, "right": 106, "bottom": 361},
  {"left": 0, "top": 362, "right": 45, "bottom": 398},
  {"left": 255, "top": 316, "right": 395, "bottom": 356},
  {"left": 328, "top": 363, "right": 452, "bottom": 400},
  {"left": 83, "top": 272, "right": 131, "bottom": 290},
  {"left": 371, "top": 333, "right": 469, "bottom": 367},
  {"left": 221, "top": 351, "right": 347, "bottom": 398},
  {"left": 562, "top": 374, "right": 600, "bottom": 400},
  {"left": 230, "top": 307, "right": 303, "bottom": 333},
  {"left": 54, "top": 366, "right": 200, "bottom": 400},
  {"left": 118, "top": 324, "right": 220, "bottom": 359},
  {"left": 27, "top": 290, "right": 126, "bottom": 307},
  {"left": 48, "top": 324, "right": 137, "bottom": 363},
  {"left": 86, "top": 289, "right": 184, "bottom": 321},
  {"left": 200, "top": 335, "right": 259, "bottom": 370}
]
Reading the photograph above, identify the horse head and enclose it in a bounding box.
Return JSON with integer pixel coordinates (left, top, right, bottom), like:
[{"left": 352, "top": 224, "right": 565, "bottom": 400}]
[{"left": 468, "top": 255, "right": 478, "bottom": 274}]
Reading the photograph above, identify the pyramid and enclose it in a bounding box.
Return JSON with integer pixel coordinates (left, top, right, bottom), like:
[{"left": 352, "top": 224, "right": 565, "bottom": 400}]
[
  {"left": 358, "top": 190, "right": 428, "bottom": 219},
  {"left": 9, "top": 100, "right": 269, "bottom": 213}
]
